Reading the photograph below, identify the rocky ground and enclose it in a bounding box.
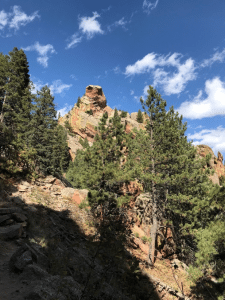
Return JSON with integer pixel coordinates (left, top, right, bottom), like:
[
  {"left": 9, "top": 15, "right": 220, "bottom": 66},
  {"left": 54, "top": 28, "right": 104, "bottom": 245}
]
[{"left": 0, "top": 174, "right": 218, "bottom": 300}]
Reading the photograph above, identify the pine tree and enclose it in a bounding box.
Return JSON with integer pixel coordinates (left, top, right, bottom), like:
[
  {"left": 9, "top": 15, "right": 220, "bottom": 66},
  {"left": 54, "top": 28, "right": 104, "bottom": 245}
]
[
  {"left": 31, "top": 85, "right": 66, "bottom": 174},
  {"left": 132, "top": 86, "right": 212, "bottom": 266},
  {"left": 76, "top": 96, "right": 81, "bottom": 107},
  {"left": 66, "top": 110, "right": 133, "bottom": 205},
  {"left": 0, "top": 48, "right": 34, "bottom": 172},
  {"left": 136, "top": 109, "right": 143, "bottom": 123}
]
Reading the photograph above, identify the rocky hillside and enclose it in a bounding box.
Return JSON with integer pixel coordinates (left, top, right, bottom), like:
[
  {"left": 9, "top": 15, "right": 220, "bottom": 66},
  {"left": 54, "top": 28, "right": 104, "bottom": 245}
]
[
  {"left": 58, "top": 85, "right": 146, "bottom": 160},
  {"left": 0, "top": 175, "right": 197, "bottom": 300},
  {"left": 58, "top": 85, "right": 225, "bottom": 184},
  {"left": 196, "top": 144, "right": 225, "bottom": 185}
]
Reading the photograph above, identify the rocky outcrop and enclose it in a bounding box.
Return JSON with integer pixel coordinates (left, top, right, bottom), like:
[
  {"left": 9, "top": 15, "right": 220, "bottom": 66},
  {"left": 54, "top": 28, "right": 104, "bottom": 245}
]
[
  {"left": 58, "top": 85, "right": 146, "bottom": 159},
  {"left": 196, "top": 145, "right": 225, "bottom": 184}
]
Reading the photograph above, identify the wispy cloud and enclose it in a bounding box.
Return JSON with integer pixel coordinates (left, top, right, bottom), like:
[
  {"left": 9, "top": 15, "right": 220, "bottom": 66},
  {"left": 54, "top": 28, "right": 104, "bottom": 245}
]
[
  {"left": 66, "top": 12, "right": 103, "bottom": 49},
  {"left": 32, "top": 79, "right": 72, "bottom": 95},
  {"left": 177, "top": 77, "right": 225, "bottom": 119},
  {"left": 0, "top": 6, "right": 40, "bottom": 32},
  {"left": 0, "top": 11, "right": 8, "bottom": 30},
  {"left": 50, "top": 80, "right": 72, "bottom": 95},
  {"left": 108, "top": 17, "right": 128, "bottom": 31},
  {"left": 125, "top": 52, "right": 196, "bottom": 95},
  {"left": 79, "top": 12, "right": 103, "bottom": 39},
  {"left": 113, "top": 66, "right": 121, "bottom": 74},
  {"left": 57, "top": 103, "right": 73, "bottom": 117},
  {"left": 143, "top": 0, "right": 159, "bottom": 14},
  {"left": 102, "top": 6, "right": 112, "bottom": 13},
  {"left": 23, "top": 42, "right": 56, "bottom": 67},
  {"left": 188, "top": 126, "right": 225, "bottom": 154},
  {"left": 66, "top": 33, "right": 82, "bottom": 49},
  {"left": 201, "top": 48, "right": 225, "bottom": 67},
  {"left": 70, "top": 74, "right": 78, "bottom": 80},
  {"left": 130, "top": 90, "right": 134, "bottom": 95}
]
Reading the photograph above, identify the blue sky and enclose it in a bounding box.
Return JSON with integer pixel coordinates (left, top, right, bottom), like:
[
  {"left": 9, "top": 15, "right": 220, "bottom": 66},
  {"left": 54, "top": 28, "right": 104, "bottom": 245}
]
[{"left": 1, "top": 0, "right": 225, "bottom": 158}]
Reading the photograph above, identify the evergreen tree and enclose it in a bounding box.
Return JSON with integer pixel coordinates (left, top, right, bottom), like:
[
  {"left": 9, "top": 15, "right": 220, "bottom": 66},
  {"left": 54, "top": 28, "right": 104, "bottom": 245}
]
[
  {"left": 67, "top": 110, "right": 133, "bottom": 205},
  {"left": 132, "top": 86, "right": 212, "bottom": 266},
  {"left": 0, "top": 48, "right": 34, "bottom": 172},
  {"left": 31, "top": 86, "right": 69, "bottom": 174},
  {"left": 76, "top": 96, "right": 81, "bottom": 107},
  {"left": 136, "top": 109, "right": 143, "bottom": 123}
]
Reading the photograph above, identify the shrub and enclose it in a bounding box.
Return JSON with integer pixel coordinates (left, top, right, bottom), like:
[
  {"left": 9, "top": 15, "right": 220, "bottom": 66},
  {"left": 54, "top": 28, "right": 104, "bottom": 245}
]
[
  {"left": 76, "top": 96, "right": 81, "bottom": 107},
  {"left": 121, "top": 111, "right": 128, "bottom": 118},
  {"left": 85, "top": 109, "right": 93, "bottom": 115}
]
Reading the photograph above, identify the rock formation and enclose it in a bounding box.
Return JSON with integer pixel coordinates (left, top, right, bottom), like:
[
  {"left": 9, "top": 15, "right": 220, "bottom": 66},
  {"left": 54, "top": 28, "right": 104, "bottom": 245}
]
[
  {"left": 196, "top": 144, "right": 225, "bottom": 185},
  {"left": 59, "top": 85, "right": 145, "bottom": 159}
]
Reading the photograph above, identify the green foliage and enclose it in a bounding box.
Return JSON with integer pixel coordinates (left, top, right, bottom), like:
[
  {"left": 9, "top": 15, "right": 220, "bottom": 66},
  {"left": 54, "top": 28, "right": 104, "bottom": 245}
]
[
  {"left": 79, "top": 137, "right": 89, "bottom": 148},
  {"left": 79, "top": 199, "right": 89, "bottom": 209},
  {"left": 136, "top": 109, "right": 143, "bottom": 123},
  {"left": 219, "top": 175, "right": 225, "bottom": 185},
  {"left": 141, "top": 236, "right": 151, "bottom": 243},
  {"left": 67, "top": 111, "right": 134, "bottom": 207},
  {"left": 31, "top": 86, "right": 70, "bottom": 175},
  {"left": 85, "top": 109, "right": 93, "bottom": 115},
  {"left": 120, "top": 110, "right": 127, "bottom": 118},
  {"left": 76, "top": 96, "right": 81, "bottom": 107}
]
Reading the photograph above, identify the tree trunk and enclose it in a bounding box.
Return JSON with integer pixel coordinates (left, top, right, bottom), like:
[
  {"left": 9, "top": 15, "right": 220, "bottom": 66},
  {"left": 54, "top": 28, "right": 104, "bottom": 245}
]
[
  {"left": 148, "top": 120, "right": 158, "bottom": 266},
  {"left": 148, "top": 193, "right": 158, "bottom": 266},
  {"left": 0, "top": 93, "right": 7, "bottom": 123}
]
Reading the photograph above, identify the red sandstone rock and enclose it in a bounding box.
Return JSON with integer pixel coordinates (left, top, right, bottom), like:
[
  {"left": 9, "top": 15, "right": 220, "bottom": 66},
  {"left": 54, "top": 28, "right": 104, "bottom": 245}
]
[
  {"left": 85, "top": 85, "right": 106, "bottom": 110},
  {"left": 196, "top": 145, "right": 225, "bottom": 184}
]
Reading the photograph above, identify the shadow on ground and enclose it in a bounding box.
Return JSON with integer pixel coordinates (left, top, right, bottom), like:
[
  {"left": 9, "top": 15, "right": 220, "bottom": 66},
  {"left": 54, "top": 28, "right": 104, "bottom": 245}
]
[{"left": 1, "top": 178, "right": 161, "bottom": 300}]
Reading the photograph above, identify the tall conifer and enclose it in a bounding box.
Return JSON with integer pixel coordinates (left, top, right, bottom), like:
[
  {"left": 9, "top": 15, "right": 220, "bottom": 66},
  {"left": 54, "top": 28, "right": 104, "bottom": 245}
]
[{"left": 132, "top": 86, "right": 212, "bottom": 266}]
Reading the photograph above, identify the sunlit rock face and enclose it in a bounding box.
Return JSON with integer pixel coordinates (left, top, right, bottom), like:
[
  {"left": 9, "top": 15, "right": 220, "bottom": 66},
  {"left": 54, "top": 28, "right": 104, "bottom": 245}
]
[
  {"left": 58, "top": 85, "right": 145, "bottom": 160},
  {"left": 196, "top": 144, "right": 225, "bottom": 185}
]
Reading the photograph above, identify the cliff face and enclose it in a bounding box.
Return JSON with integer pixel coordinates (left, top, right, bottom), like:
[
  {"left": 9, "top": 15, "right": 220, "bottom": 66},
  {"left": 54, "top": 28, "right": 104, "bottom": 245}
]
[
  {"left": 58, "top": 85, "right": 225, "bottom": 185},
  {"left": 196, "top": 144, "right": 225, "bottom": 185},
  {"left": 58, "top": 85, "right": 145, "bottom": 159}
]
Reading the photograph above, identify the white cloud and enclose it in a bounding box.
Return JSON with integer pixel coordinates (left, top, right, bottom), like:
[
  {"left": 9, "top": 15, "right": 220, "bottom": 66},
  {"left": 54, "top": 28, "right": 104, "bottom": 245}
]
[
  {"left": 143, "top": 85, "right": 149, "bottom": 96},
  {"left": 201, "top": 48, "right": 225, "bottom": 67},
  {"left": 125, "top": 53, "right": 196, "bottom": 95},
  {"left": 108, "top": 17, "right": 128, "bottom": 31},
  {"left": 0, "top": 6, "right": 39, "bottom": 32},
  {"left": 23, "top": 42, "right": 56, "bottom": 67},
  {"left": 37, "top": 56, "right": 49, "bottom": 68},
  {"left": 143, "top": 0, "right": 159, "bottom": 14},
  {"left": 57, "top": 103, "right": 73, "bottom": 117},
  {"left": 0, "top": 10, "right": 8, "bottom": 30},
  {"left": 32, "top": 80, "right": 44, "bottom": 93},
  {"left": 188, "top": 126, "right": 225, "bottom": 154},
  {"left": 154, "top": 58, "right": 196, "bottom": 95},
  {"left": 49, "top": 80, "right": 72, "bottom": 95},
  {"left": 66, "top": 33, "right": 82, "bottom": 49},
  {"left": 70, "top": 74, "right": 77, "bottom": 80},
  {"left": 113, "top": 66, "right": 121, "bottom": 74},
  {"left": 177, "top": 77, "right": 225, "bottom": 119},
  {"left": 79, "top": 12, "right": 103, "bottom": 39},
  {"left": 125, "top": 53, "right": 181, "bottom": 76},
  {"left": 130, "top": 90, "right": 134, "bottom": 95},
  {"left": 32, "top": 79, "right": 72, "bottom": 96},
  {"left": 9, "top": 6, "right": 40, "bottom": 30}
]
